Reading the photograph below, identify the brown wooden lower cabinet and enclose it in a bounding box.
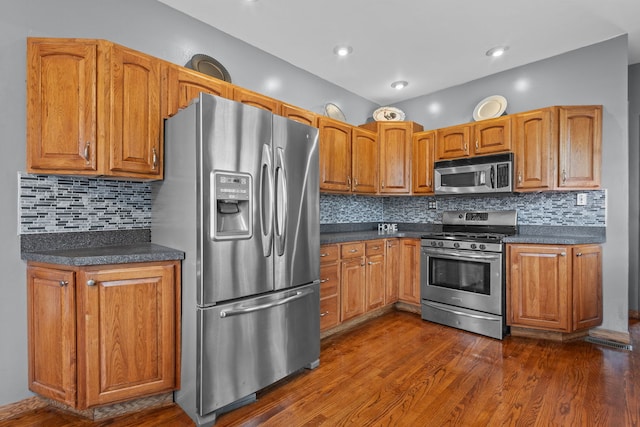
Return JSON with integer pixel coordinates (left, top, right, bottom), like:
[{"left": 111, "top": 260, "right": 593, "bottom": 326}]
[
  {"left": 507, "top": 243, "right": 602, "bottom": 333},
  {"left": 27, "top": 260, "right": 181, "bottom": 409},
  {"left": 398, "top": 239, "right": 421, "bottom": 304},
  {"left": 320, "top": 237, "right": 420, "bottom": 333}
]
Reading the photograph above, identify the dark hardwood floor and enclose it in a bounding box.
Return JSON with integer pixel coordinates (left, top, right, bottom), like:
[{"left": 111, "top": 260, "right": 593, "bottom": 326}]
[{"left": 3, "top": 312, "right": 639, "bottom": 426}]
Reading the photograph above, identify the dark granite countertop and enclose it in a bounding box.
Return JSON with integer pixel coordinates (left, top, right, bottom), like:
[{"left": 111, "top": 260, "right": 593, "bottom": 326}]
[
  {"left": 320, "top": 224, "right": 606, "bottom": 246},
  {"left": 21, "top": 230, "right": 185, "bottom": 266}
]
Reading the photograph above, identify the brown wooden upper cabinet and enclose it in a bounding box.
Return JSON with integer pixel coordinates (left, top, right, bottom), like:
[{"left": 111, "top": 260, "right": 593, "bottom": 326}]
[
  {"left": 514, "top": 105, "right": 602, "bottom": 191},
  {"left": 359, "top": 121, "right": 424, "bottom": 194},
  {"left": 351, "top": 127, "right": 379, "bottom": 194},
  {"left": 27, "top": 38, "right": 165, "bottom": 180},
  {"left": 318, "top": 117, "right": 352, "bottom": 192},
  {"left": 436, "top": 116, "right": 511, "bottom": 161},
  {"left": 232, "top": 86, "right": 281, "bottom": 114},
  {"left": 167, "top": 65, "right": 232, "bottom": 116},
  {"left": 281, "top": 103, "right": 319, "bottom": 127},
  {"left": 412, "top": 130, "right": 436, "bottom": 194}
]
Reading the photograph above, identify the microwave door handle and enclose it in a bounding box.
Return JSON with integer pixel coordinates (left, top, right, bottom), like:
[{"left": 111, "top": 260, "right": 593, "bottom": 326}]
[{"left": 490, "top": 165, "right": 495, "bottom": 189}]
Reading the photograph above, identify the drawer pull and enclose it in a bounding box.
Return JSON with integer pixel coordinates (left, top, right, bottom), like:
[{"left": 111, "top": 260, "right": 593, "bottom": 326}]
[
  {"left": 320, "top": 311, "right": 330, "bottom": 317},
  {"left": 320, "top": 253, "right": 328, "bottom": 257},
  {"left": 576, "top": 253, "right": 583, "bottom": 257},
  {"left": 348, "top": 249, "right": 358, "bottom": 253},
  {"left": 320, "top": 278, "right": 330, "bottom": 283},
  {"left": 372, "top": 246, "right": 380, "bottom": 250}
]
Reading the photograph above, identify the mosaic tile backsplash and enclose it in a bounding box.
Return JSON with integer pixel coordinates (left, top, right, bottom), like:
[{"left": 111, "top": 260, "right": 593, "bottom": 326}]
[
  {"left": 18, "top": 172, "right": 605, "bottom": 235},
  {"left": 19, "top": 173, "right": 151, "bottom": 234},
  {"left": 321, "top": 190, "right": 606, "bottom": 226}
]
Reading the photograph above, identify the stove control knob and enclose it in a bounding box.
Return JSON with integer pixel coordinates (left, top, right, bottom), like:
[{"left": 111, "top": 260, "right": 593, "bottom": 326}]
[
  {"left": 479, "top": 244, "right": 486, "bottom": 250},
  {"left": 453, "top": 242, "right": 460, "bottom": 249},
  {"left": 431, "top": 241, "right": 437, "bottom": 247},
  {"left": 438, "top": 241, "right": 444, "bottom": 247},
  {"left": 470, "top": 243, "right": 477, "bottom": 249}
]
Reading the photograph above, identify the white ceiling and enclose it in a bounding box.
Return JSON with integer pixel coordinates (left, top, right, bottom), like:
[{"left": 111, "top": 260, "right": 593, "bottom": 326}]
[{"left": 157, "top": 0, "right": 640, "bottom": 106}]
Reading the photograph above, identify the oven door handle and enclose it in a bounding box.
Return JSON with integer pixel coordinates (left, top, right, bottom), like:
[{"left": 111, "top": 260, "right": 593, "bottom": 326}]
[
  {"left": 423, "top": 250, "right": 501, "bottom": 261},
  {"left": 424, "top": 301, "right": 499, "bottom": 321}
]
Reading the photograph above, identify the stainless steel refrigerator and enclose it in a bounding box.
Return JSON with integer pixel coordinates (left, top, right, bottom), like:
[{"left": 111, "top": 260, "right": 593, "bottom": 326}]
[{"left": 152, "top": 93, "right": 320, "bottom": 426}]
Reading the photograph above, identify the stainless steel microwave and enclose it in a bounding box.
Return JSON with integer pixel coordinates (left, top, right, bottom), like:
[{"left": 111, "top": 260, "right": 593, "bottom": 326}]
[{"left": 434, "top": 153, "right": 513, "bottom": 195}]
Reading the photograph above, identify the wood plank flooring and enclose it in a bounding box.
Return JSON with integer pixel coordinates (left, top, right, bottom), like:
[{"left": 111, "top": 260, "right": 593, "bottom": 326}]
[{"left": 3, "top": 312, "right": 639, "bottom": 426}]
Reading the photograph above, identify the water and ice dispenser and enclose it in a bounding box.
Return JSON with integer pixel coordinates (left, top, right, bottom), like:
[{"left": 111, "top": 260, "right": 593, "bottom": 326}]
[{"left": 212, "top": 171, "right": 252, "bottom": 240}]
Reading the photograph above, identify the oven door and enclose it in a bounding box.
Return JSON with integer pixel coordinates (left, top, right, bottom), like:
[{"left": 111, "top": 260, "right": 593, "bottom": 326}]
[{"left": 420, "top": 246, "right": 503, "bottom": 315}]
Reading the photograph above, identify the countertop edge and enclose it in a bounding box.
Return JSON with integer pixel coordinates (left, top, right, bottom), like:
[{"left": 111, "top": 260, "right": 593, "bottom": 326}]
[{"left": 21, "top": 243, "right": 185, "bottom": 266}]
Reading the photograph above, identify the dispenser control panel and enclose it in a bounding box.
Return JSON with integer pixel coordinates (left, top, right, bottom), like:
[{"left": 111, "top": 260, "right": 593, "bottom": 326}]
[{"left": 215, "top": 172, "right": 250, "bottom": 201}]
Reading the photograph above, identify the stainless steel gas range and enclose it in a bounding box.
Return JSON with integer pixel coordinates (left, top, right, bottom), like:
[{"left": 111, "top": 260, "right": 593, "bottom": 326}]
[{"left": 420, "top": 210, "right": 517, "bottom": 339}]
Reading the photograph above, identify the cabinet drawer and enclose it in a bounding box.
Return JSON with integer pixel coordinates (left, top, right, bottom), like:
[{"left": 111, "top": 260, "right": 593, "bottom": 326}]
[
  {"left": 320, "top": 244, "right": 339, "bottom": 263},
  {"left": 366, "top": 240, "right": 385, "bottom": 256},
  {"left": 320, "top": 295, "right": 340, "bottom": 331},
  {"left": 320, "top": 263, "right": 339, "bottom": 297},
  {"left": 341, "top": 242, "right": 365, "bottom": 258}
]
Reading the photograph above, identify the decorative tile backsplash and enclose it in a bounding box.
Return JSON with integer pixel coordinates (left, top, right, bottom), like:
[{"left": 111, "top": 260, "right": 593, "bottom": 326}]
[
  {"left": 18, "top": 173, "right": 151, "bottom": 234},
  {"left": 18, "top": 171, "right": 605, "bottom": 235},
  {"left": 321, "top": 190, "right": 606, "bottom": 226}
]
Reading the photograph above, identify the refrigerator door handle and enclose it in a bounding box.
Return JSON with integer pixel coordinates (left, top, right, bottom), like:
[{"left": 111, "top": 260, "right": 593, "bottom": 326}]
[
  {"left": 260, "top": 144, "right": 274, "bottom": 257},
  {"left": 219, "top": 287, "right": 314, "bottom": 318},
  {"left": 275, "top": 147, "right": 288, "bottom": 257}
]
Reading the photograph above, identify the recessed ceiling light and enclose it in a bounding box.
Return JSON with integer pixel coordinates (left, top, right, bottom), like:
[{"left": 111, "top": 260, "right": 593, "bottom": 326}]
[
  {"left": 333, "top": 46, "right": 353, "bottom": 57},
  {"left": 391, "top": 80, "right": 408, "bottom": 90},
  {"left": 486, "top": 46, "right": 509, "bottom": 57}
]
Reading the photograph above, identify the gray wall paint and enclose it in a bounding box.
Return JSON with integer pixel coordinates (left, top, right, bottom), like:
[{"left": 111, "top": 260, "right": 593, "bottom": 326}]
[
  {"left": 396, "top": 36, "right": 631, "bottom": 335},
  {"left": 630, "top": 63, "right": 640, "bottom": 313},
  {"left": 0, "top": 0, "right": 376, "bottom": 406}
]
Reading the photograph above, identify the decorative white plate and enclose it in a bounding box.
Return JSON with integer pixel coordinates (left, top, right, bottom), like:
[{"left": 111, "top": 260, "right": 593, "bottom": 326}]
[
  {"left": 373, "top": 106, "right": 406, "bottom": 121},
  {"left": 473, "top": 95, "right": 508, "bottom": 121},
  {"left": 324, "top": 103, "right": 346, "bottom": 122}
]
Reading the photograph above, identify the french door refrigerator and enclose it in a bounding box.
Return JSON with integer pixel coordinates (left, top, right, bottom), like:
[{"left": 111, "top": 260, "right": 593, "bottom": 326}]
[{"left": 152, "top": 93, "right": 320, "bottom": 426}]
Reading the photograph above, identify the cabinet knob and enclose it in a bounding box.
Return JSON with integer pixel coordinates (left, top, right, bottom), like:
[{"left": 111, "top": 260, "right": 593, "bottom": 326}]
[
  {"left": 320, "top": 253, "right": 328, "bottom": 257},
  {"left": 320, "top": 311, "right": 330, "bottom": 317},
  {"left": 560, "top": 253, "right": 566, "bottom": 257},
  {"left": 87, "top": 279, "right": 96, "bottom": 286},
  {"left": 368, "top": 261, "right": 374, "bottom": 265},
  {"left": 576, "top": 253, "right": 583, "bottom": 257},
  {"left": 320, "top": 278, "right": 330, "bottom": 283},
  {"left": 59, "top": 280, "right": 68, "bottom": 287}
]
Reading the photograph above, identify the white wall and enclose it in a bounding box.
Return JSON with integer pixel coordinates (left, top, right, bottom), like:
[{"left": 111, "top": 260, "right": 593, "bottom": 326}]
[
  {"left": 396, "top": 36, "right": 632, "bottom": 335},
  {"left": 0, "top": 0, "right": 376, "bottom": 406}
]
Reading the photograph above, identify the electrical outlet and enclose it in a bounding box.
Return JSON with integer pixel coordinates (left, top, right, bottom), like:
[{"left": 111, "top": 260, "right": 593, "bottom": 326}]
[
  {"left": 576, "top": 193, "right": 587, "bottom": 206},
  {"left": 428, "top": 200, "right": 437, "bottom": 210}
]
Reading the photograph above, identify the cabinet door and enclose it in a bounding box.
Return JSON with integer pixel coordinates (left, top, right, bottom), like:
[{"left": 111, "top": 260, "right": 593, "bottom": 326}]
[
  {"left": 27, "top": 38, "right": 99, "bottom": 173},
  {"left": 398, "top": 239, "right": 421, "bottom": 304},
  {"left": 27, "top": 266, "right": 77, "bottom": 406},
  {"left": 341, "top": 258, "right": 366, "bottom": 321},
  {"left": 109, "top": 45, "right": 163, "bottom": 178},
  {"left": 366, "top": 254, "right": 386, "bottom": 311},
  {"left": 436, "top": 124, "right": 472, "bottom": 160},
  {"left": 167, "top": 65, "right": 231, "bottom": 116},
  {"left": 507, "top": 245, "right": 570, "bottom": 331},
  {"left": 557, "top": 106, "right": 602, "bottom": 189},
  {"left": 474, "top": 116, "right": 512, "bottom": 155},
  {"left": 572, "top": 245, "right": 603, "bottom": 330},
  {"left": 351, "top": 127, "right": 378, "bottom": 194},
  {"left": 412, "top": 131, "right": 436, "bottom": 194},
  {"left": 318, "top": 117, "right": 352, "bottom": 192},
  {"left": 385, "top": 239, "right": 400, "bottom": 304},
  {"left": 77, "top": 262, "right": 178, "bottom": 408},
  {"left": 320, "top": 261, "right": 341, "bottom": 331},
  {"left": 281, "top": 104, "right": 318, "bottom": 127},
  {"left": 514, "top": 108, "right": 555, "bottom": 191},
  {"left": 378, "top": 123, "right": 412, "bottom": 193},
  {"left": 232, "top": 86, "right": 281, "bottom": 114}
]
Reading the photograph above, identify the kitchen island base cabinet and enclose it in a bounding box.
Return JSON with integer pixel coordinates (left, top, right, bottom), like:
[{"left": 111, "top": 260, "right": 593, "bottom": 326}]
[
  {"left": 27, "top": 261, "right": 180, "bottom": 411},
  {"left": 506, "top": 244, "right": 602, "bottom": 336}
]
